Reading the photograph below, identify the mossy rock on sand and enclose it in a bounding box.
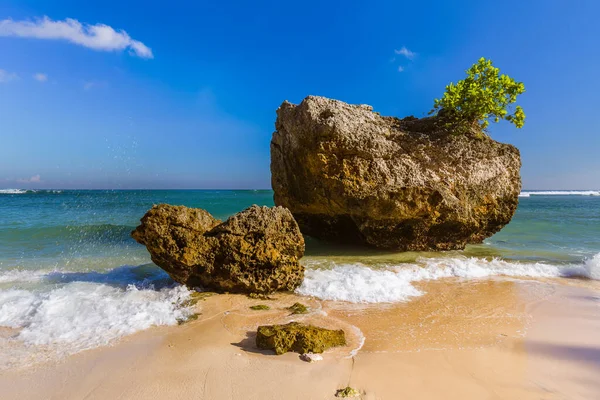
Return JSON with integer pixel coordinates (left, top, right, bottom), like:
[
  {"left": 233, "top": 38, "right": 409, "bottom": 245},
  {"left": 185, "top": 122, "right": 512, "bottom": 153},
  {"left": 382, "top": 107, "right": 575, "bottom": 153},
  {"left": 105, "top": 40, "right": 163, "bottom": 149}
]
[
  {"left": 182, "top": 291, "right": 216, "bottom": 307},
  {"left": 177, "top": 313, "right": 199, "bottom": 325},
  {"left": 256, "top": 322, "right": 346, "bottom": 355},
  {"left": 248, "top": 293, "right": 276, "bottom": 300},
  {"left": 287, "top": 302, "right": 308, "bottom": 314},
  {"left": 249, "top": 304, "right": 270, "bottom": 310},
  {"left": 335, "top": 386, "right": 360, "bottom": 398}
]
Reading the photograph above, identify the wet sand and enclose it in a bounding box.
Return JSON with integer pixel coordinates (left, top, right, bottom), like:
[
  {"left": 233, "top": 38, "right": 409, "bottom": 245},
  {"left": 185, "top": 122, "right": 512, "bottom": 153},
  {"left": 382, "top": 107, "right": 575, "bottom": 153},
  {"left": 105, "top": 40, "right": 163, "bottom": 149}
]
[{"left": 1, "top": 278, "right": 600, "bottom": 399}]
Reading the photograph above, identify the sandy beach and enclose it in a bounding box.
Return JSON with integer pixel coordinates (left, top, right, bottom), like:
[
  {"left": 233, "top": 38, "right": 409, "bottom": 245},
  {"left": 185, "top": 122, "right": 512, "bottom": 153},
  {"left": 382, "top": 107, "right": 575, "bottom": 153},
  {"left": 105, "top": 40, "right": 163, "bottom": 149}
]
[{"left": 2, "top": 277, "right": 599, "bottom": 400}]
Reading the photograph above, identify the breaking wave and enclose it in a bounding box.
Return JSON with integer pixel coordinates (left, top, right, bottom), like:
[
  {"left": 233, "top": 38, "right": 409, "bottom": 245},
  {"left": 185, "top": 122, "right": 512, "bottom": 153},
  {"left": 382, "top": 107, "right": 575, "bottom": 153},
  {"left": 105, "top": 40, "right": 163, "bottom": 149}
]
[
  {"left": 297, "top": 253, "right": 600, "bottom": 303},
  {"left": 0, "top": 189, "right": 63, "bottom": 195},
  {"left": 0, "top": 265, "right": 193, "bottom": 368}
]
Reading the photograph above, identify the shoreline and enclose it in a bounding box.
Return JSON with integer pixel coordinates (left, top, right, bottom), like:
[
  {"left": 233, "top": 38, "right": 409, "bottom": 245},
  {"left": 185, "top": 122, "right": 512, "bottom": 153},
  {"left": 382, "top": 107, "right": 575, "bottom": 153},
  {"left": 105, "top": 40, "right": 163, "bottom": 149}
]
[{"left": 2, "top": 278, "right": 600, "bottom": 399}]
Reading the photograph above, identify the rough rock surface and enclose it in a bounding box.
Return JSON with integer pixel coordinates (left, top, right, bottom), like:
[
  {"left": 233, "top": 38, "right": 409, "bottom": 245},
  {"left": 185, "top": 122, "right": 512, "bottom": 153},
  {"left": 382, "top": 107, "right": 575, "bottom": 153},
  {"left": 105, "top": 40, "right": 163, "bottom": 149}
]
[
  {"left": 271, "top": 96, "right": 522, "bottom": 250},
  {"left": 131, "top": 204, "right": 305, "bottom": 294},
  {"left": 256, "top": 322, "right": 346, "bottom": 355}
]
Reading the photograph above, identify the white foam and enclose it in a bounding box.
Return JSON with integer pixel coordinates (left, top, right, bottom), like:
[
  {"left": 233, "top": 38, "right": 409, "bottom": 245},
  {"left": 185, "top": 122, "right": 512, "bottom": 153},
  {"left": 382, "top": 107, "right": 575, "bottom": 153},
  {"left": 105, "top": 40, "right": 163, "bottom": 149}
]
[
  {"left": 297, "top": 253, "right": 600, "bottom": 303},
  {"left": 583, "top": 253, "right": 600, "bottom": 280},
  {"left": 0, "top": 189, "right": 29, "bottom": 194},
  {"left": 0, "top": 268, "right": 58, "bottom": 284},
  {"left": 0, "top": 282, "right": 193, "bottom": 356},
  {"left": 297, "top": 265, "right": 423, "bottom": 302},
  {"left": 0, "top": 290, "right": 40, "bottom": 328},
  {"left": 520, "top": 190, "right": 600, "bottom": 197},
  {"left": 347, "top": 325, "right": 366, "bottom": 358},
  {"left": 0, "top": 189, "right": 61, "bottom": 194}
]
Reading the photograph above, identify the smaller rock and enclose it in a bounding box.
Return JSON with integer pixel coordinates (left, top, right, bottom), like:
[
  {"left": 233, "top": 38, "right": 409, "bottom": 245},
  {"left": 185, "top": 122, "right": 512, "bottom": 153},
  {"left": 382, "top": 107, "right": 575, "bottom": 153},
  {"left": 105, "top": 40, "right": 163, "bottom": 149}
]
[
  {"left": 248, "top": 293, "right": 276, "bottom": 300},
  {"left": 287, "top": 302, "right": 308, "bottom": 314},
  {"left": 249, "top": 304, "right": 270, "bottom": 311},
  {"left": 177, "top": 313, "right": 199, "bottom": 325},
  {"left": 181, "top": 291, "right": 216, "bottom": 307},
  {"left": 131, "top": 204, "right": 305, "bottom": 294},
  {"left": 256, "top": 322, "right": 346, "bottom": 355},
  {"left": 335, "top": 387, "right": 360, "bottom": 398},
  {"left": 299, "top": 353, "right": 323, "bottom": 363}
]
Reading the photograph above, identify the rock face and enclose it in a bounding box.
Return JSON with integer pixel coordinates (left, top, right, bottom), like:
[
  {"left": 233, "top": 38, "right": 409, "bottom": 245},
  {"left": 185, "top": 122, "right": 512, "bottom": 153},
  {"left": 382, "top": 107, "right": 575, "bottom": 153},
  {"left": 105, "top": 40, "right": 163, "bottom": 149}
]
[
  {"left": 271, "top": 96, "right": 522, "bottom": 251},
  {"left": 256, "top": 322, "right": 346, "bottom": 355},
  {"left": 131, "top": 204, "right": 305, "bottom": 294}
]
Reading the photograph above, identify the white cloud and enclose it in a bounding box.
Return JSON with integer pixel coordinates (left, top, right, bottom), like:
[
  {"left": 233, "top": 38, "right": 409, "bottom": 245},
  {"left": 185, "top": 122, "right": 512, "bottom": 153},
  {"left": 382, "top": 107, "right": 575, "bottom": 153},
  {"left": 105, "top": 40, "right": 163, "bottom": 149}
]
[
  {"left": 33, "top": 72, "right": 48, "bottom": 82},
  {"left": 395, "top": 46, "right": 416, "bottom": 60},
  {"left": 0, "top": 16, "right": 153, "bottom": 59},
  {"left": 0, "top": 69, "right": 18, "bottom": 82},
  {"left": 17, "top": 174, "right": 41, "bottom": 183},
  {"left": 398, "top": 66, "right": 404, "bottom": 72}
]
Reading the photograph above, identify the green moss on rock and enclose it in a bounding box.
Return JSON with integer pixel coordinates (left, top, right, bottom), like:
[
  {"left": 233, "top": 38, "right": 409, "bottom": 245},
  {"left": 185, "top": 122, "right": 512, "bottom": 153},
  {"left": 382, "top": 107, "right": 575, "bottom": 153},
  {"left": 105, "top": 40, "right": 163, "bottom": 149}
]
[
  {"left": 287, "top": 302, "right": 308, "bottom": 314},
  {"left": 256, "top": 322, "right": 346, "bottom": 355},
  {"left": 335, "top": 386, "right": 360, "bottom": 398},
  {"left": 249, "top": 304, "right": 271, "bottom": 310}
]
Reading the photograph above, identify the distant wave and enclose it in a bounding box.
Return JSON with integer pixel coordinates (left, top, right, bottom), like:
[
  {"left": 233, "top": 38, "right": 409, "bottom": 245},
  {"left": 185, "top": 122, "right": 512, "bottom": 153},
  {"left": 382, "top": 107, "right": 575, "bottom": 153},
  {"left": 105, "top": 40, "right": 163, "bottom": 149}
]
[
  {"left": 0, "top": 189, "right": 63, "bottom": 195},
  {"left": 519, "top": 190, "right": 600, "bottom": 197},
  {"left": 0, "top": 189, "right": 31, "bottom": 194}
]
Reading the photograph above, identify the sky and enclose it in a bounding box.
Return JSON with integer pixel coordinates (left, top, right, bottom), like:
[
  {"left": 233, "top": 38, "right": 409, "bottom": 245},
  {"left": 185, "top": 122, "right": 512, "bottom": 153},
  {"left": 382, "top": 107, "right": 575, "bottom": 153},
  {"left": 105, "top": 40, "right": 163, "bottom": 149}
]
[{"left": 0, "top": 0, "right": 599, "bottom": 190}]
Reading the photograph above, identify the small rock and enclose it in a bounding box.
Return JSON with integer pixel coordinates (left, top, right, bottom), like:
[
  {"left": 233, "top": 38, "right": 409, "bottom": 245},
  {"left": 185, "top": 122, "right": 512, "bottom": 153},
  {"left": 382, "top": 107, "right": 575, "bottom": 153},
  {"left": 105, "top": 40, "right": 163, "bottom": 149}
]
[
  {"left": 287, "top": 302, "right": 308, "bottom": 314},
  {"left": 256, "top": 322, "right": 346, "bottom": 355},
  {"left": 249, "top": 304, "right": 270, "bottom": 311},
  {"left": 299, "top": 353, "right": 323, "bottom": 363},
  {"left": 177, "top": 313, "right": 199, "bottom": 325},
  {"left": 335, "top": 387, "right": 360, "bottom": 398}
]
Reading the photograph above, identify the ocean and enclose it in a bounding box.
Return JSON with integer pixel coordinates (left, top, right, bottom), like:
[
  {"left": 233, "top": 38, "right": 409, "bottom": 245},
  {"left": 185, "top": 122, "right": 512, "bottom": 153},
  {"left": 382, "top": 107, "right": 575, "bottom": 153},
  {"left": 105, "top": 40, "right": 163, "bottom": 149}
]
[{"left": 1, "top": 189, "right": 599, "bottom": 367}]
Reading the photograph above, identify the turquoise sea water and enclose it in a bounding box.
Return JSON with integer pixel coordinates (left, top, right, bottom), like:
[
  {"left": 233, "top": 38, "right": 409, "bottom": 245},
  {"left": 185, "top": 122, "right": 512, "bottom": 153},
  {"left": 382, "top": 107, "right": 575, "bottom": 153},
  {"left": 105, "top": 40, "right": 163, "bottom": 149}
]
[{"left": 0, "top": 189, "right": 599, "bottom": 367}]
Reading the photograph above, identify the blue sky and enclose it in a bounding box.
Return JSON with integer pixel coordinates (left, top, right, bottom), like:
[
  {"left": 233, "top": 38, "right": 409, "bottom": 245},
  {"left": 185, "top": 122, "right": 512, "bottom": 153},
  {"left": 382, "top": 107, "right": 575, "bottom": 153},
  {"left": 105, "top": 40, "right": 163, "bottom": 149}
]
[{"left": 0, "top": 0, "right": 598, "bottom": 189}]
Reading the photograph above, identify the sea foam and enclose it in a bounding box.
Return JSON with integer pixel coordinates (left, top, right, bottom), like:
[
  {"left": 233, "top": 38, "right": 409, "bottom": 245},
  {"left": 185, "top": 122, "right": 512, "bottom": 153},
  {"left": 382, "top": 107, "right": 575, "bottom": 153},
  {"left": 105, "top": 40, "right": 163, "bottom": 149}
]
[
  {"left": 297, "top": 253, "right": 600, "bottom": 303},
  {"left": 0, "top": 266, "right": 194, "bottom": 365},
  {"left": 0, "top": 189, "right": 62, "bottom": 195},
  {"left": 0, "top": 189, "right": 29, "bottom": 194},
  {"left": 0, "top": 268, "right": 55, "bottom": 284},
  {"left": 1, "top": 254, "right": 598, "bottom": 363},
  {"left": 520, "top": 190, "right": 600, "bottom": 197}
]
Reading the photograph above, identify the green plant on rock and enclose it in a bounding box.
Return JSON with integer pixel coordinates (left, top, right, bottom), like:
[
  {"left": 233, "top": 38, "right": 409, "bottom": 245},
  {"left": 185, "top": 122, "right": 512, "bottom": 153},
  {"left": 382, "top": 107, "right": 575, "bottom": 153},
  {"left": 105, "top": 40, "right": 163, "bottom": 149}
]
[{"left": 430, "top": 57, "right": 525, "bottom": 134}]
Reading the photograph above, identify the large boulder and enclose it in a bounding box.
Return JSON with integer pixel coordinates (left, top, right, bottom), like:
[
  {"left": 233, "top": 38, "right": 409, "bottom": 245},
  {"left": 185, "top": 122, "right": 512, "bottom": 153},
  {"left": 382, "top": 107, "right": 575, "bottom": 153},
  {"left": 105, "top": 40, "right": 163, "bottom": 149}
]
[
  {"left": 131, "top": 204, "right": 305, "bottom": 294},
  {"left": 270, "top": 96, "right": 522, "bottom": 251}
]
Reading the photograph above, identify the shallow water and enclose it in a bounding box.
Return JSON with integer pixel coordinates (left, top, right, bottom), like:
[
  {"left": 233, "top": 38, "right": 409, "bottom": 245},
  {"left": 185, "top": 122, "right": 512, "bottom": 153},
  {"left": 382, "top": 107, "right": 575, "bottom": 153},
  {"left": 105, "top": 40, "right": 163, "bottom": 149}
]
[{"left": 0, "top": 189, "right": 598, "bottom": 367}]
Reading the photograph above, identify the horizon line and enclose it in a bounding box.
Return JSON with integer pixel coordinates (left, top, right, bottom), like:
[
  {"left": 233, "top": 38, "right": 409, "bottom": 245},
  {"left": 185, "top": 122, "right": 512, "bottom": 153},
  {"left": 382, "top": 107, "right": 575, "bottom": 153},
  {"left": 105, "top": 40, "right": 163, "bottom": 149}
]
[{"left": 2, "top": 188, "right": 599, "bottom": 191}]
